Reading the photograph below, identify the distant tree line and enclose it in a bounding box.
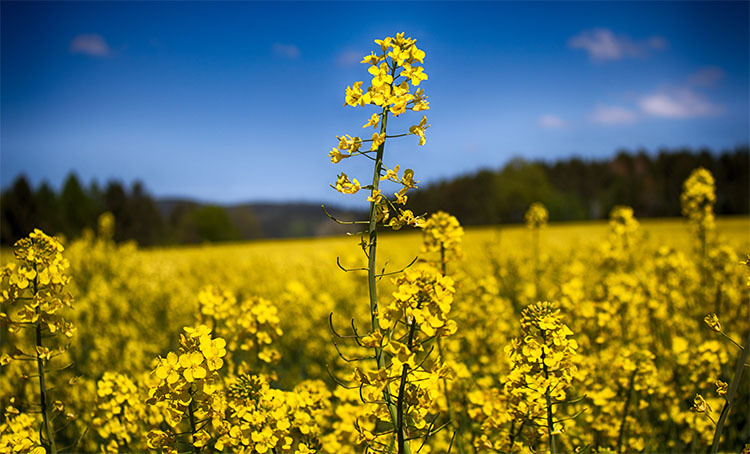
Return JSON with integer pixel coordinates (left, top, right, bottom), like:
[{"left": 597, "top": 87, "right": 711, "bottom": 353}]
[
  {"left": 0, "top": 175, "right": 258, "bottom": 246},
  {"left": 408, "top": 146, "right": 749, "bottom": 225},
  {"left": 2, "top": 147, "right": 747, "bottom": 245}
]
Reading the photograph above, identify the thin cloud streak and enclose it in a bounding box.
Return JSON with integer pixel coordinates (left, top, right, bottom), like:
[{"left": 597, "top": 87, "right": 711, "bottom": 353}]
[
  {"left": 638, "top": 89, "right": 724, "bottom": 118},
  {"left": 589, "top": 105, "right": 638, "bottom": 125},
  {"left": 272, "top": 42, "right": 300, "bottom": 59},
  {"left": 569, "top": 28, "right": 667, "bottom": 61},
  {"left": 336, "top": 49, "right": 363, "bottom": 67},
  {"left": 538, "top": 114, "right": 565, "bottom": 128},
  {"left": 70, "top": 34, "right": 111, "bottom": 57},
  {"left": 688, "top": 66, "right": 724, "bottom": 87}
]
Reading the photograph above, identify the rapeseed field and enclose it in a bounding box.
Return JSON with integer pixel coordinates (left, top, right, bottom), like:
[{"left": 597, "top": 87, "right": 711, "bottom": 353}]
[{"left": 1, "top": 32, "right": 748, "bottom": 454}]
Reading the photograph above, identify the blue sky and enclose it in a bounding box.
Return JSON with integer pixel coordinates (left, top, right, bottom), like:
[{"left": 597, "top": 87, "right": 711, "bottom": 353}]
[{"left": 2, "top": 1, "right": 748, "bottom": 206}]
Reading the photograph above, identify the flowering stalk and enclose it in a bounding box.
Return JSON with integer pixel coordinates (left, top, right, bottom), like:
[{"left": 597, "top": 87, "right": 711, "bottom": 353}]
[
  {"left": 1, "top": 230, "right": 74, "bottom": 454},
  {"left": 421, "top": 212, "right": 465, "bottom": 453},
  {"left": 327, "top": 33, "right": 433, "bottom": 453}
]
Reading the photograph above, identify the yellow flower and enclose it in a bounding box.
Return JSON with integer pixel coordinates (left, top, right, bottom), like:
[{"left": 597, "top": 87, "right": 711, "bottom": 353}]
[
  {"left": 334, "top": 173, "right": 361, "bottom": 194},
  {"left": 363, "top": 113, "right": 380, "bottom": 129},
  {"left": 704, "top": 313, "right": 722, "bottom": 332},
  {"left": 155, "top": 352, "right": 181, "bottom": 384},
  {"left": 690, "top": 394, "right": 711, "bottom": 413},
  {"left": 370, "top": 132, "right": 385, "bottom": 151},
  {"left": 180, "top": 351, "right": 206, "bottom": 382},
  {"left": 715, "top": 380, "right": 728, "bottom": 396},
  {"left": 367, "top": 189, "right": 383, "bottom": 204},
  {"left": 345, "top": 81, "right": 364, "bottom": 106},
  {"left": 200, "top": 336, "right": 227, "bottom": 371},
  {"left": 408, "top": 116, "right": 429, "bottom": 146}
]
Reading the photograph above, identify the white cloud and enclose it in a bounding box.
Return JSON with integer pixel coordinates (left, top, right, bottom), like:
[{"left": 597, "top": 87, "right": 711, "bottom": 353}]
[
  {"left": 688, "top": 66, "right": 724, "bottom": 87},
  {"left": 638, "top": 88, "right": 724, "bottom": 118},
  {"left": 589, "top": 105, "right": 638, "bottom": 125},
  {"left": 538, "top": 114, "right": 565, "bottom": 128},
  {"left": 70, "top": 34, "right": 111, "bottom": 57},
  {"left": 569, "top": 28, "right": 667, "bottom": 61},
  {"left": 336, "top": 50, "right": 363, "bottom": 67},
  {"left": 272, "top": 43, "right": 300, "bottom": 59}
]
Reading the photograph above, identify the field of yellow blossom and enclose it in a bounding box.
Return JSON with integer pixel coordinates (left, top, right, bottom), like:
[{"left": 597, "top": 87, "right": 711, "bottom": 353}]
[
  {"left": 2, "top": 32, "right": 749, "bottom": 454},
  {"left": 1, "top": 214, "right": 748, "bottom": 453}
]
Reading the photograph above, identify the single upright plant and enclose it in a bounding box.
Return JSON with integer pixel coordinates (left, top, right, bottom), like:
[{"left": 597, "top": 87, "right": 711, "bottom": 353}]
[
  {"left": 505, "top": 301, "right": 580, "bottom": 454},
  {"left": 602, "top": 205, "right": 640, "bottom": 269},
  {"left": 325, "top": 33, "right": 455, "bottom": 453},
  {"left": 681, "top": 167, "right": 716, "bottom": 290},
  {"left": 421, "top": 211, "right": 465, "bottom": 451},
  {"left": 0, "top": 230, "right": 76, "bottom": 454}
]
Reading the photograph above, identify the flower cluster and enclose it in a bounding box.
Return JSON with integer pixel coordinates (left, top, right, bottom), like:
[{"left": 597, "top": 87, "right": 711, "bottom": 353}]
[
  {"left": 349, "top": 267, "right": 456, "bottom": 449},
  {"left": 600, "top": 205, "right": 641, "bottom": 268},
  {"left": 421, "top": 211, "right": 464, "bottom": 267},
  {"left": 145, "top": 325, "right": 227, "bottom": 452},
  {"left": 681, "top": 167, "right": 716, "bottom": 238},
  {"left": 91, "top": 372, "right": 147, "bottom": 452},
  {"left": 1, "top": 229, "right": 74, "bottom": 337},
  {"left": 328, "top": 33, "right": 430, "bottom": 231},
  {"left": 524, "top": 202, "right": 549, "bottom": 230},
  {"left": 0, "top": 409, "right": 45, "bottom": 454},
  {"left": 228, "top": 296, "right": 283, "bottom": 366},
  {"left": 379, "top": 268, "right": 456, "bottom": 337},
  {"left": 504, "top": 302, "right": 579, "bottom": 444},
  {"left": 196, "top": 287, "right": 282, "bottom": 368},
  {"left": 214, "top": 375, "right": 329, "bottom": 453}
]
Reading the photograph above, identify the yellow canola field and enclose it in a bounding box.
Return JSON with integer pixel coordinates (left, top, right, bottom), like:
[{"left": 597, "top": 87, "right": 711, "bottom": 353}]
[{"left": 1, "top": 215, "right": 748, "bottom": 453}]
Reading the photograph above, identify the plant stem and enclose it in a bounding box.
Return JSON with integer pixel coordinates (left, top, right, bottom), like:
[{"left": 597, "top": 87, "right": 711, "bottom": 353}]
[
  {"left": 365, "top": 61, "right": 410, "bottom": 453},
  {"left": 396, "top": 304, "right": 420, "bottom": 454},
  {"left": 187, "top": 388, "right": 200, "bottom": 454},
  {"left": 617, "top": 367, "right": 638, "bottom": 453},
  {"left": 710, "top": 328, "right": 750, "bottom": 454},
  {"left": 541, "top": 333, "right": 557, "bottom": 454},
  {"left": 33, "top": 268, "right": 57, "bottom": 454},
  {"left": 438, "top": 244, "right": 464, "bottom": 454}
]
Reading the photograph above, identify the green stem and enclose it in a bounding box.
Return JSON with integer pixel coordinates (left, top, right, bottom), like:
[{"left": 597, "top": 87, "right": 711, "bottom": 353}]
[
  {"left": 617, "top": 367, "right": 638, "bottom": 453},
  {"left": 397, "top": 303, "right": 420, "bottom": 454},
  {"left": 720, "top": 331, "right": 743, "bottom": 350},
  {"left": 710, "top": 329, "right": 750, "bottom": 454},
  {"left": 438, "top": 244, "right": 464, "bottom": 454},
  {"left": 365, "top": 60, "right": 410, "bottom": 453},
  {"left": 187, "top": 388, "right": 200, "bottom": 454},
  {"left": 541, "top": 332, "right": 557, "bottom": 454},
  {"left": 33, "top": 267, "right": 57, "bottom": 454}
]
